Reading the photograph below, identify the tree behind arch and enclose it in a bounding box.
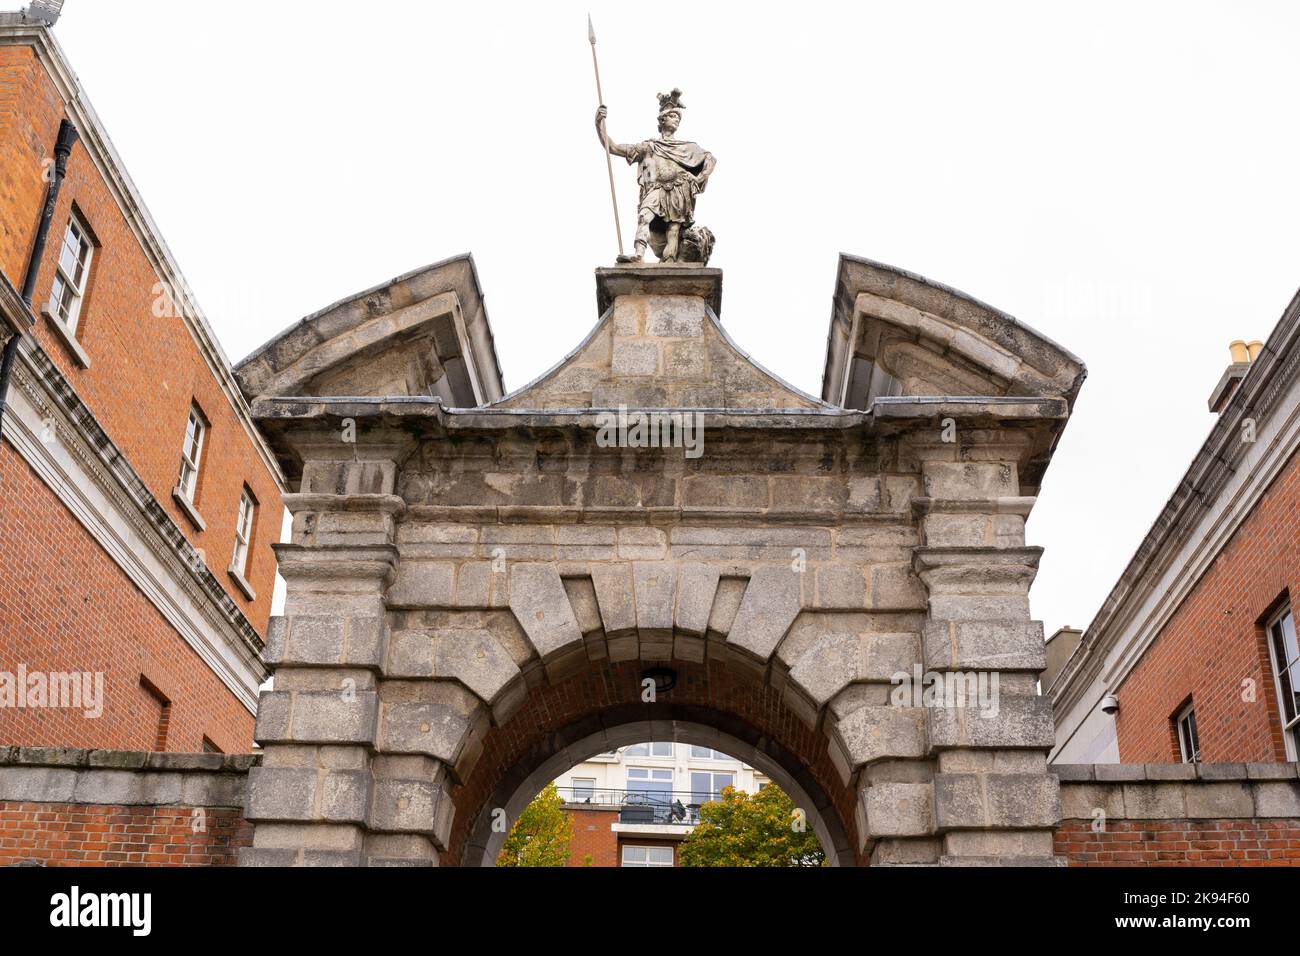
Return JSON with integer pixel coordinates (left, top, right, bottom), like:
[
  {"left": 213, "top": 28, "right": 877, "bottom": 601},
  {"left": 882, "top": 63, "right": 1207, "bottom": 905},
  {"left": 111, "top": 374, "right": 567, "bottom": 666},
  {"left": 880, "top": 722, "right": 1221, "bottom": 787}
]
[
  {"left": 679, "top": 784, "right": 826, "bottom": 867},
  {"left": 496, "top": 783, "right": 574, "bottom": 867}
]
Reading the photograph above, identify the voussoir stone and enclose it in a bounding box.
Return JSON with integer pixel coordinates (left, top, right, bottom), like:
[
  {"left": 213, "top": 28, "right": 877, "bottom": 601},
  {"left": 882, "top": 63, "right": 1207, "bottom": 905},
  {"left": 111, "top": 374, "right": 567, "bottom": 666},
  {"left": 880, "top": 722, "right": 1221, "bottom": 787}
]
[
  {"left": 726, "top": 565, "right": 803, "bottom": 662},
  {"left": 508, "top": 563, "right": 583, "bottom": 659}
]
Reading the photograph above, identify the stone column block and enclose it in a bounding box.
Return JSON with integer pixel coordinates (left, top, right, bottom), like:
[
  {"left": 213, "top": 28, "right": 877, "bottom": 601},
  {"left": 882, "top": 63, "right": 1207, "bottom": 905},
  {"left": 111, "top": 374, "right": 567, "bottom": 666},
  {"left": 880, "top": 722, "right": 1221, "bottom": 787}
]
[{"left": 862, "top": 782, "right": 935, "bottom": 838}]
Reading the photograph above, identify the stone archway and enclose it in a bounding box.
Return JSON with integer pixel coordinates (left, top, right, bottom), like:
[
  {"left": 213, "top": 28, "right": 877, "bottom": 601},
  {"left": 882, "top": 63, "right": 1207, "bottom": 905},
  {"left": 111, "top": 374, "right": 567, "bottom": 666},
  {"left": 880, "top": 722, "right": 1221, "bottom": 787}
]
[
  {"left": 234, "top": 257, "right": 1084, "bottom": 867},
  {"left": 462, "top": 698, "right": 858, "bottom": 867}
]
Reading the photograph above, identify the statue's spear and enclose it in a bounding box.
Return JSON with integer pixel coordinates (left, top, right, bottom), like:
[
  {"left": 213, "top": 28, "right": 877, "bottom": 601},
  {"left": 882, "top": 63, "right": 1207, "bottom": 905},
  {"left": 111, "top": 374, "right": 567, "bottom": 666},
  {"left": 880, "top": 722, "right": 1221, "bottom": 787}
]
[{"left": 588, "top": 15, "right": 625, "bottom": 258}]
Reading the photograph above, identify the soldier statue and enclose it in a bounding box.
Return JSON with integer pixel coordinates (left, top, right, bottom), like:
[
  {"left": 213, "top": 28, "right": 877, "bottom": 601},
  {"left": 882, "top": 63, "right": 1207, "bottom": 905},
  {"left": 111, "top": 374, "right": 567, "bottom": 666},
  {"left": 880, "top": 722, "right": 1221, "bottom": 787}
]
[{"left": 595, "top": 89, "right": 717, "bottom": 265}]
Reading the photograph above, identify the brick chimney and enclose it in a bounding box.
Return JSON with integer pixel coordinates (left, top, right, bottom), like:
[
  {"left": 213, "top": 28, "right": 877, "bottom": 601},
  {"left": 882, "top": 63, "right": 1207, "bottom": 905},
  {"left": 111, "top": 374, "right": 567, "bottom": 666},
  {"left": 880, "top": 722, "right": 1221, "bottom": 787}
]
[
  {"left": 1207, "top": 339, "right": 1261, "bottom": 413},
  {"left": 1041, "top": 625, "right": 1083, "bottom": 693}
]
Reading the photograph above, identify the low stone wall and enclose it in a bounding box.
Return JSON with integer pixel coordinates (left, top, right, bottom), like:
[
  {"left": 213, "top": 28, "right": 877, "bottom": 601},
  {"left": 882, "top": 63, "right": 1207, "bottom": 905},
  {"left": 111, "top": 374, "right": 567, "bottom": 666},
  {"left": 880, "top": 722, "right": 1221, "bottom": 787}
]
[
  {"left": 4, "top": 750, "right": 1299, "bottom": 866},
  {"left": 0, "top": 746, "right": 256, "bottom": 866},
  {"left": 1053, "top": 763, "right": 1300, "bottom": 866}
]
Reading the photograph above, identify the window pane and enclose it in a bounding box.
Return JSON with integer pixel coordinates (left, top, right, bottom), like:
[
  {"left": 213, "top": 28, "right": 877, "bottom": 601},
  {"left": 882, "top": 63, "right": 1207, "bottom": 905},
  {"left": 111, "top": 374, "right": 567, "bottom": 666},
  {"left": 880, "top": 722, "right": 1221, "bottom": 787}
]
[
  {"left": 71, "top": 238, "right": 88, "bottom": 285},
  {"left": 59, "top": 232, "right": 79, "bottom": 279},
  {"left": 1274, "top": 611, "right": 1299, "bottom": 668},
  {"left": 624, "top": 743, "right": 649, "bottom": 757},
  {"left": 650, "top": 742, "right": 673, "bottom": 757},
  {"left": 627, "top": 768, "right": 671, "bottom": 804},
  {"left": 50, "top": 274, "right": 67, "bottom": 319},
  {"left": 178, "top": 460, "right": 196, "bottom": 499},
  {"left": 690, "top": 771, "right": 710, "bottom": 801},
  {"left": 1279, "top": 661, "right": 1299, "bottom": 724},
  {"left": 1179, "top": 710, "right": 1200, "bottom": 763},
  {"left": 648, "top": 847, "right": 673, "bottom": 864}
]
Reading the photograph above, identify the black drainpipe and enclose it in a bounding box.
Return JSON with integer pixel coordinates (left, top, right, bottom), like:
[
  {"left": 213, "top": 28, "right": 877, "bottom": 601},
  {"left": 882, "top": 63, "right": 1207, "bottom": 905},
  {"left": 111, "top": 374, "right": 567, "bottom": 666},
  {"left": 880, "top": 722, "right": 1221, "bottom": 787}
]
[{"left": 0, "top": 117, "right": 79, "bottom": 439}]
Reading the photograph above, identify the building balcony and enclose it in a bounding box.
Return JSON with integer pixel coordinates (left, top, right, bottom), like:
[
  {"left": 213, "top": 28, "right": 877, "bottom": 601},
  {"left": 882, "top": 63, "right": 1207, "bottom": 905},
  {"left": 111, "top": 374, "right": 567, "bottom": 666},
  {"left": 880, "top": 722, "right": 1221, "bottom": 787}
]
[{"left": 557, "top": 786, "right": 725, "bottom": 826}]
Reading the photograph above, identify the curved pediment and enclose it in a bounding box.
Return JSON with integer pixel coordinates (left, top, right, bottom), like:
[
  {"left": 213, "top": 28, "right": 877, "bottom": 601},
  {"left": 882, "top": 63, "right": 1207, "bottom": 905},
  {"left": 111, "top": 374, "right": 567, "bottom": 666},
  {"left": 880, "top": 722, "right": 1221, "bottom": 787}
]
[
  {"left": 234, "top": 254, "right": 505, "bottom": 406},
  {"left": 822, "top": 255, "right": 1086, "bottom": 410},
  {"left": 493, "top": 266, "right": 829, "bottom": 412}
]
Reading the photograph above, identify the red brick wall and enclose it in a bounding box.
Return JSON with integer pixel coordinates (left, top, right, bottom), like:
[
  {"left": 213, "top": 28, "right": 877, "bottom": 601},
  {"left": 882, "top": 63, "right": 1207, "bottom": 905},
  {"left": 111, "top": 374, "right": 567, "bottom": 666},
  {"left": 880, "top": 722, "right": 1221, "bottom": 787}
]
[
  {"left": 565, "top": 806, "right": 618, "bottom": 867},
  {"left": 0, "top": 43, "right": 280, "bottom": 627},
  {"left": 1114, "top": 447, "right": 1300, "bottom": 763},
  {"left": 1055, "top": 819, "right": 1300, "bottom": 866},
  {"left": 0, "top": 442, "right": 256, "bottom": 752},
  {"left": 0, "top": 801, "right": 250, "bottom": 866}
]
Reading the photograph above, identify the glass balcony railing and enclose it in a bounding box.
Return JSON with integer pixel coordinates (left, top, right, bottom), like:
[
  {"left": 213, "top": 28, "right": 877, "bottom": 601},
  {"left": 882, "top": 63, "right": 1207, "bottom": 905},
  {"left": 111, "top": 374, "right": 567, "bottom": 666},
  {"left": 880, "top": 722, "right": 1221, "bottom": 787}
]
[{"left": 554, "top": 787, "right": 728, "bottom": 825}]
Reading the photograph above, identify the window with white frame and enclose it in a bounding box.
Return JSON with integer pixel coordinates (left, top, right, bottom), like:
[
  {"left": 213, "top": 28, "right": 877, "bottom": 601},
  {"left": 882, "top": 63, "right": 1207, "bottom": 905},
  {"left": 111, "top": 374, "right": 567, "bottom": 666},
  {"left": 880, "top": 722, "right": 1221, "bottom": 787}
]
[
  {"left": 621, "top": 845, "right": 673, "bottom": 867},
  {"left": 689, "top": 770, "right": 734, "bottom": 803},
  {"left": 624, "top": 742, "right": 673, "bottom": 758},
  {"left": 571, "top": 777, "right": 595, "bottom": 800},
  {"left": 1176, "top": 702, "right": 1200, "bottom": 764},
  {"left": 49, "top": 213, "right": 93, "bottom": 333},
  {"left": 626, "top": 767, "right": 673, "bottom": 806},
  {"left": 1267, "top": 605, "right": 1300, "bottom": 760},
  {"left": 231, "top": 487, "right": 256, "bottom": 578},
  {"left": 689, "top": 745, "right": 731, "bottom": 759},
  {"left": 177, "top": 405, "right": 206, "bottom": 503}
]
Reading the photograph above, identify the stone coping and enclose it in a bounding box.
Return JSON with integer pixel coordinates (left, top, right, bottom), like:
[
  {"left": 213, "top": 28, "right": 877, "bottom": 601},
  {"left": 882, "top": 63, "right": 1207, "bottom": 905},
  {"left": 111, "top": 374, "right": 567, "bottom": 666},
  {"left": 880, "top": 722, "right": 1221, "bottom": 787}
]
[
  {"left": 1055, "top": 763, "right": 1300, "bottom": 821},
  {"left": 0, "top": 747, "right": 260, "bottom": 809},
  {"left": 594, "top": 264, "right": 722, "bottom": 317},
  {"left": 0, "top": 746, "right": 260, "bottom": 773},
  {"left": 1054, "top": 762, "right": 1299, "bottom": 782}
]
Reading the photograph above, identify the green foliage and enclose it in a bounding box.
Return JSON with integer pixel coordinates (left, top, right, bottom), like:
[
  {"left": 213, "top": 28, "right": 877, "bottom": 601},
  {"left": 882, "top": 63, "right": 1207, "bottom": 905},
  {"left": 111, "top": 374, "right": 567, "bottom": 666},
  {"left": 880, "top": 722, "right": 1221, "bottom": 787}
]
[
  {"left": 496, "top": 783, "right": 574, "bottom": 867},
  {"left": 679, "top": 784, "right": 826, "bottom": 867}
]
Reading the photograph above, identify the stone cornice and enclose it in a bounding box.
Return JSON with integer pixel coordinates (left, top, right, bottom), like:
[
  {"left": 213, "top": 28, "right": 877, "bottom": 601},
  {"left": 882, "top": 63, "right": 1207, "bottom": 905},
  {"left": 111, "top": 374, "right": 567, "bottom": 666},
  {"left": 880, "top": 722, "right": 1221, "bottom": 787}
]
[
  {"left": 249, "top": 394, "right": 1067, "bottom": 429},
  {"left": 822, "top": 254, "right": 1087, "bottom": 410},
  {"left": 0, "top": 271, "right": 35, "bottom": 336},
  {"left": 234, "top": 254, "right": 506, "bottom": 407}
]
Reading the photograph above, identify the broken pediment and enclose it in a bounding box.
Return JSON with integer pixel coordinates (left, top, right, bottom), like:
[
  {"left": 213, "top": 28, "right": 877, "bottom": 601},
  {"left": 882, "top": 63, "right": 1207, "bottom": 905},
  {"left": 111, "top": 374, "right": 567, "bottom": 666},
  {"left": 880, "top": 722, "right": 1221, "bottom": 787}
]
[
  {"left": 493, "top": 265, "right": 829, "bottom": 412},
  {"left": 234, "top": 254, "right": 505, "bottom": 407},
  {"left": 821, "top": 254, "right": 1086, "bottom": 410}
]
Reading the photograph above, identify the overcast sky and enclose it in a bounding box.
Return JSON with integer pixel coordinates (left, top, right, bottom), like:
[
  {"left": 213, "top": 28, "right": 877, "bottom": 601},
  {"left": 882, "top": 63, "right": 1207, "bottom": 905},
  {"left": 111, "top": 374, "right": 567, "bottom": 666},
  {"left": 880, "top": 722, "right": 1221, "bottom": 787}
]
[{"left": 46, "top": 0, "right": 1300, "bottom": 634}]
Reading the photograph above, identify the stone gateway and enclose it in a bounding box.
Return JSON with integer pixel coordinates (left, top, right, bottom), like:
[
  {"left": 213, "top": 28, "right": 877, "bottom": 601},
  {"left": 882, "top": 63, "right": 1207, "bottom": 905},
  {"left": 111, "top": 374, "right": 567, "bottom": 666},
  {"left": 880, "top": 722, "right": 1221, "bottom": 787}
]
[{"left": 233, "top": 254, "right": 1086, "bottom": 866}]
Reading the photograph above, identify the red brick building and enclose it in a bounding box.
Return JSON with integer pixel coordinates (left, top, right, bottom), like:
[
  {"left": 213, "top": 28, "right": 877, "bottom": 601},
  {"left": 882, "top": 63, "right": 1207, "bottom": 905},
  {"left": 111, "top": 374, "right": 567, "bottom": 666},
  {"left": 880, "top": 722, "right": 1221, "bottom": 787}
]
[
  {"left": 0, "top": 11, "right": 283, "bottom": 754},
  {"left": 562, "top": 806, "right": 684, "bottom": 868},
  {"left": 1050, "top": 292, "right": 1300, "bottom": 765}
]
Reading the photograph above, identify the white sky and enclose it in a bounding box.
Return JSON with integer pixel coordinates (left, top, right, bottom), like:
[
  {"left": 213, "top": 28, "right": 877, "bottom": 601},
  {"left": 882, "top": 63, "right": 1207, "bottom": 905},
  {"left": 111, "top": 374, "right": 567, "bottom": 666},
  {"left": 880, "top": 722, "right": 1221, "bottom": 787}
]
[{"left": 48, "top": 0, "right": 1300, "bottom": 635}]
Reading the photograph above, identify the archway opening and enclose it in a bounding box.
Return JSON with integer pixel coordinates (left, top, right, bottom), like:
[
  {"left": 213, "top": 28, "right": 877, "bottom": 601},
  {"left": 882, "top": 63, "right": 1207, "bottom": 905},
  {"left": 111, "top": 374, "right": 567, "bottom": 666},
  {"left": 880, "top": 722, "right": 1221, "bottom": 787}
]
[{"left": 449, "top": 659, "right": 861, "bottom": 867}]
